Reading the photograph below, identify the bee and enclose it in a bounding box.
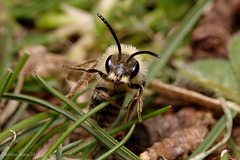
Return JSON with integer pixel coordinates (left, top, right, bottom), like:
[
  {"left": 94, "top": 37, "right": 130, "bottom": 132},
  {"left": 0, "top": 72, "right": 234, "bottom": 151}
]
[{"left": 63, "top": 13, "right": 160, "bottom": 128}]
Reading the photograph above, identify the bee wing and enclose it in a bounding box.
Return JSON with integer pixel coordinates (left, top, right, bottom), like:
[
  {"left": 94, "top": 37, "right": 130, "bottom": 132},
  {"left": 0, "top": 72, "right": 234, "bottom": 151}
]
[{"left": 67, "top": 60, "right": 98, "bottom": 82}]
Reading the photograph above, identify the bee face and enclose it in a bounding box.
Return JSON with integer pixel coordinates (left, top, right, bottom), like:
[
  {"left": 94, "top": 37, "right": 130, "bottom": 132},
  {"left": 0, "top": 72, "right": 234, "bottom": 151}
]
[{"left": 105, "top": 54, "right": 139, "bottom": 84}]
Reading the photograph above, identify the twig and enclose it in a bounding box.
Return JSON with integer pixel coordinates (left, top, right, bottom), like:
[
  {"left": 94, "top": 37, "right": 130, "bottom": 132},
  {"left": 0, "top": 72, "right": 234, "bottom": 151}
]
[{"left": 149, "top": 80, "right": 240, "bottom": 113}]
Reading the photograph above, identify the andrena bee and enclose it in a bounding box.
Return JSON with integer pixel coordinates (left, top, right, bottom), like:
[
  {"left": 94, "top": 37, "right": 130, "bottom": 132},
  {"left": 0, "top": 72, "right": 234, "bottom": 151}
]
[{"left": 63, "top": 13, "right": 160, "bottom": 128}]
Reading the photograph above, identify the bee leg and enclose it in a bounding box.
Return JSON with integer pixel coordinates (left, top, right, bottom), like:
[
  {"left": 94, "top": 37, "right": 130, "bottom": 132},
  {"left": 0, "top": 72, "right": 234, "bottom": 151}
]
[
  {"left": 95, "top": 87, "right": 128, "bottom": 110},
  {"left": 62, "top": 60, "right": 98, "bottom": 70},
  {"left": 128, "top": 83, "right": 144, "bottom": 123},
  {"left": 63, "top": 60, "right": 98, "bottom": 98},
  {"left": 124, "top": 98, "right": 137, "bottom": 124},
  {"left": 63, "top": 66, "right": 112, "bottom": 83},
  {"left": 65, "top": 79, "right": 88, "bottom": 98}
]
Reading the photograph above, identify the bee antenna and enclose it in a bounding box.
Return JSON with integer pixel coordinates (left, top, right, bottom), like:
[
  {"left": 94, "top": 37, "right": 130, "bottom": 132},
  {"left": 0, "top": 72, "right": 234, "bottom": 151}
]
[
  {"left": 126, "top": 51, "right": 160, "bottom": 63},
  {"left": 97, "top": 13, "right": 122, "bottom": 61}
]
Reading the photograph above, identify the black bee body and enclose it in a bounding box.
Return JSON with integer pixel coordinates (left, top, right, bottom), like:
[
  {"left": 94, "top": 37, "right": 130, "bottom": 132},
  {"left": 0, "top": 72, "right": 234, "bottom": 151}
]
[{"left": 89, "top": 87, "right": 125, "bottom": 128}]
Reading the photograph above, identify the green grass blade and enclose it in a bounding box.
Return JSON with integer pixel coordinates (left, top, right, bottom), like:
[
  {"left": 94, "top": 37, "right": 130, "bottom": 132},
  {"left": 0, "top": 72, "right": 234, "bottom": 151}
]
[
  {"left": 190, "top": 96, "right": 233, "bottom": 159},
  {"left": 56, "top": 143, "right": 63, "bottom": 160},
  {"left": 4, "top": 52, "right": 29, "bottom": 92},
  {"left": 147, "top": 0, "right": 212, "bottom": 84},
  {"left": 15, "top": 117, "right": 57, "bottom": 160},
  {"left": 229, "top": 137, "right": 240, "bottom": 159},
  {"left": 0, "top": 26, "right": 13, "bottom": 78},
  {"left": 96, "top": 124, "right": 136, "bottom": 160},
  {"left": 0, "top": 130, "right": 16, "bottom": 160},
  {"left": 109, "top": 106, "right": 171, "bottom": 135},
  {"left": 5, "top": 134, "right": 34, "bottom": 160},
  {"left": 220, "top": 150, "right": 229, "bottom": 160},
  {"left": 4, "top": 103, "right": 28, "bottom": 130},
  {"left": 34, "top": 73, "right": 140, "bottom": 160},
  {"left": 11, "top": 0, "right": 62, "bottom": 18},
  {"left": 2, "top": 93, "right": 78, "bottom": 122},
  {"left": 70, "top": 106, "right": 170, "bottom": 155},
  {"left": 229, "top": 32, "right": 240, "bottom": 83},
  {"left": 23, "top": 122, "right": 69, "bottom": 160},
  {"left": 0, "top": 68, "right": 13, "bottom": 101},
  {"left": 56, "top": 140, "right": 83, "bottom": 153},
  {"left": 0, "top": 112, "right": 50, "bottom": 142},
  {"left": 42, "top": 100, "right": 112, "bottom": 159},
  {"left": 0, "top": 122, "right": 45, "bottom": 151}
]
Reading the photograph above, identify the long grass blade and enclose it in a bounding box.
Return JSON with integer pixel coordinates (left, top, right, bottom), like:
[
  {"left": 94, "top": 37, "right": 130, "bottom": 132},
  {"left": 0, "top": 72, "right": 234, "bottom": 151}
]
[
  {"left": 23, "top": 122, "right": 69, "bottom": 160},
  {"left": 42, "top": 99, "right": 112, "bottom": 159},
  {"left": 2, "top": 93, "right": 78, "bottom": 122},
  {"left": 4, "top": 103, "right": 28, "bottom": 130},
  {"left": 228, "top": 137, "right": 240, "bottom": 159},
  {"left": 0, "top": 111, "right": 50, "bottom": 142},
  {"left": 96, "top": 124, "right": 136, "bottom": 160},
  {"left": 189, "top": 96, "right": 233, "bottom": 160},
  {"left": 0, "top": 130, "right": 16, "bottom": 160},
  {"left": 4, "top": 52, "right": 29, "bottom": 92},
  {"left": 0, "top": 68, "right": 13, "bottom": 101},
  {"left": 70, "top": 106, "right": 170, "bottom": 155},
  {"left": 147, "top": 0, "right": 212, "bottom": 84},
  {"left": 15, "top": 117, "right": 57, "bottom": 160},
  {"left": 35, "top": 73, "right": 140, "bottom": 160},
  {"left": 188, "top": 109, "right": 237, "bottom": 159}
]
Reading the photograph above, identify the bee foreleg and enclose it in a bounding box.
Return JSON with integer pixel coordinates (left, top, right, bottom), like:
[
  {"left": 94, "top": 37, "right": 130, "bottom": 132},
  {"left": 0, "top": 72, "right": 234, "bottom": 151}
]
[
  {"left": 63, "top": 66, "right": 112, "bottom": 83},
  {"left": 65, "top": 79, "right": 88, "bottom": 99},
  {"left": 95, "top": 87, "right": 128, "bottom": 110},
  {"left": 128, "top": 83, "right": 144, "bottom": 123}
]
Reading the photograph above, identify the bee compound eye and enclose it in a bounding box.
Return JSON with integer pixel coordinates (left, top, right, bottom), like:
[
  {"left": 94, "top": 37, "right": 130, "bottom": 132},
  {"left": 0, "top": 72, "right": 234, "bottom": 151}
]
[
  {"left": 130, "top": 61, "right": 139, "bottom": 79},
  {"left": 105, "top": 55, "right": 112, "bottom": 73}
]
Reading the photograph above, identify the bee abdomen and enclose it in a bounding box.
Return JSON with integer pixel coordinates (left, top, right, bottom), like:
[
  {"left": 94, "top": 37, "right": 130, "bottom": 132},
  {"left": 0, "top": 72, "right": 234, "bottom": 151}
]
[
  {"left": 91, "top": 104, "right": 121, "bottom": 128},
  {"left": 89, "top": 89, "right": 124, "bottom": 128}
]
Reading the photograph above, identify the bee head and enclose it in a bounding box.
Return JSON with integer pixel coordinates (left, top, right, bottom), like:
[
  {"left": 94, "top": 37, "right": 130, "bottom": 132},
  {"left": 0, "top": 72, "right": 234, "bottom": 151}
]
[
  {"left": 97, "top": 13, "right": 160, "bottom": 84},
  {"left": 105, "top": 54, "right": 139, "bottom": 84}
]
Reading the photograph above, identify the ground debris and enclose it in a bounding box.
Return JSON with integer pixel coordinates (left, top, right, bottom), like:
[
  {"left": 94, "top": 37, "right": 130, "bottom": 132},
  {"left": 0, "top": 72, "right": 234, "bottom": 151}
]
[
  {"left": 19, "top": 45, "right": 79, "bottom": 77},
  {"left": 126, "top": 108, "right": 215, "bottom": 155},
  {"left": 140, "top": 125, "right": 209, "bottom": 160},
  {"left": 191, "top": 0, "right": 240, "bottom": 59},
  {"left": 142, "top": 107, "right": 215, "bottom": 145}
]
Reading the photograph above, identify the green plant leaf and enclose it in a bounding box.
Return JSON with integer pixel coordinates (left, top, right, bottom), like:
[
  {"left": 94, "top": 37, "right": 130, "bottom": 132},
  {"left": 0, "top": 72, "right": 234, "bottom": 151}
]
[
  {"left": 185, "top": 59, "right": 239, "bottom": 91},
  {"left": 181, "top": 59, "right": 240, "bottom": 103}
]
